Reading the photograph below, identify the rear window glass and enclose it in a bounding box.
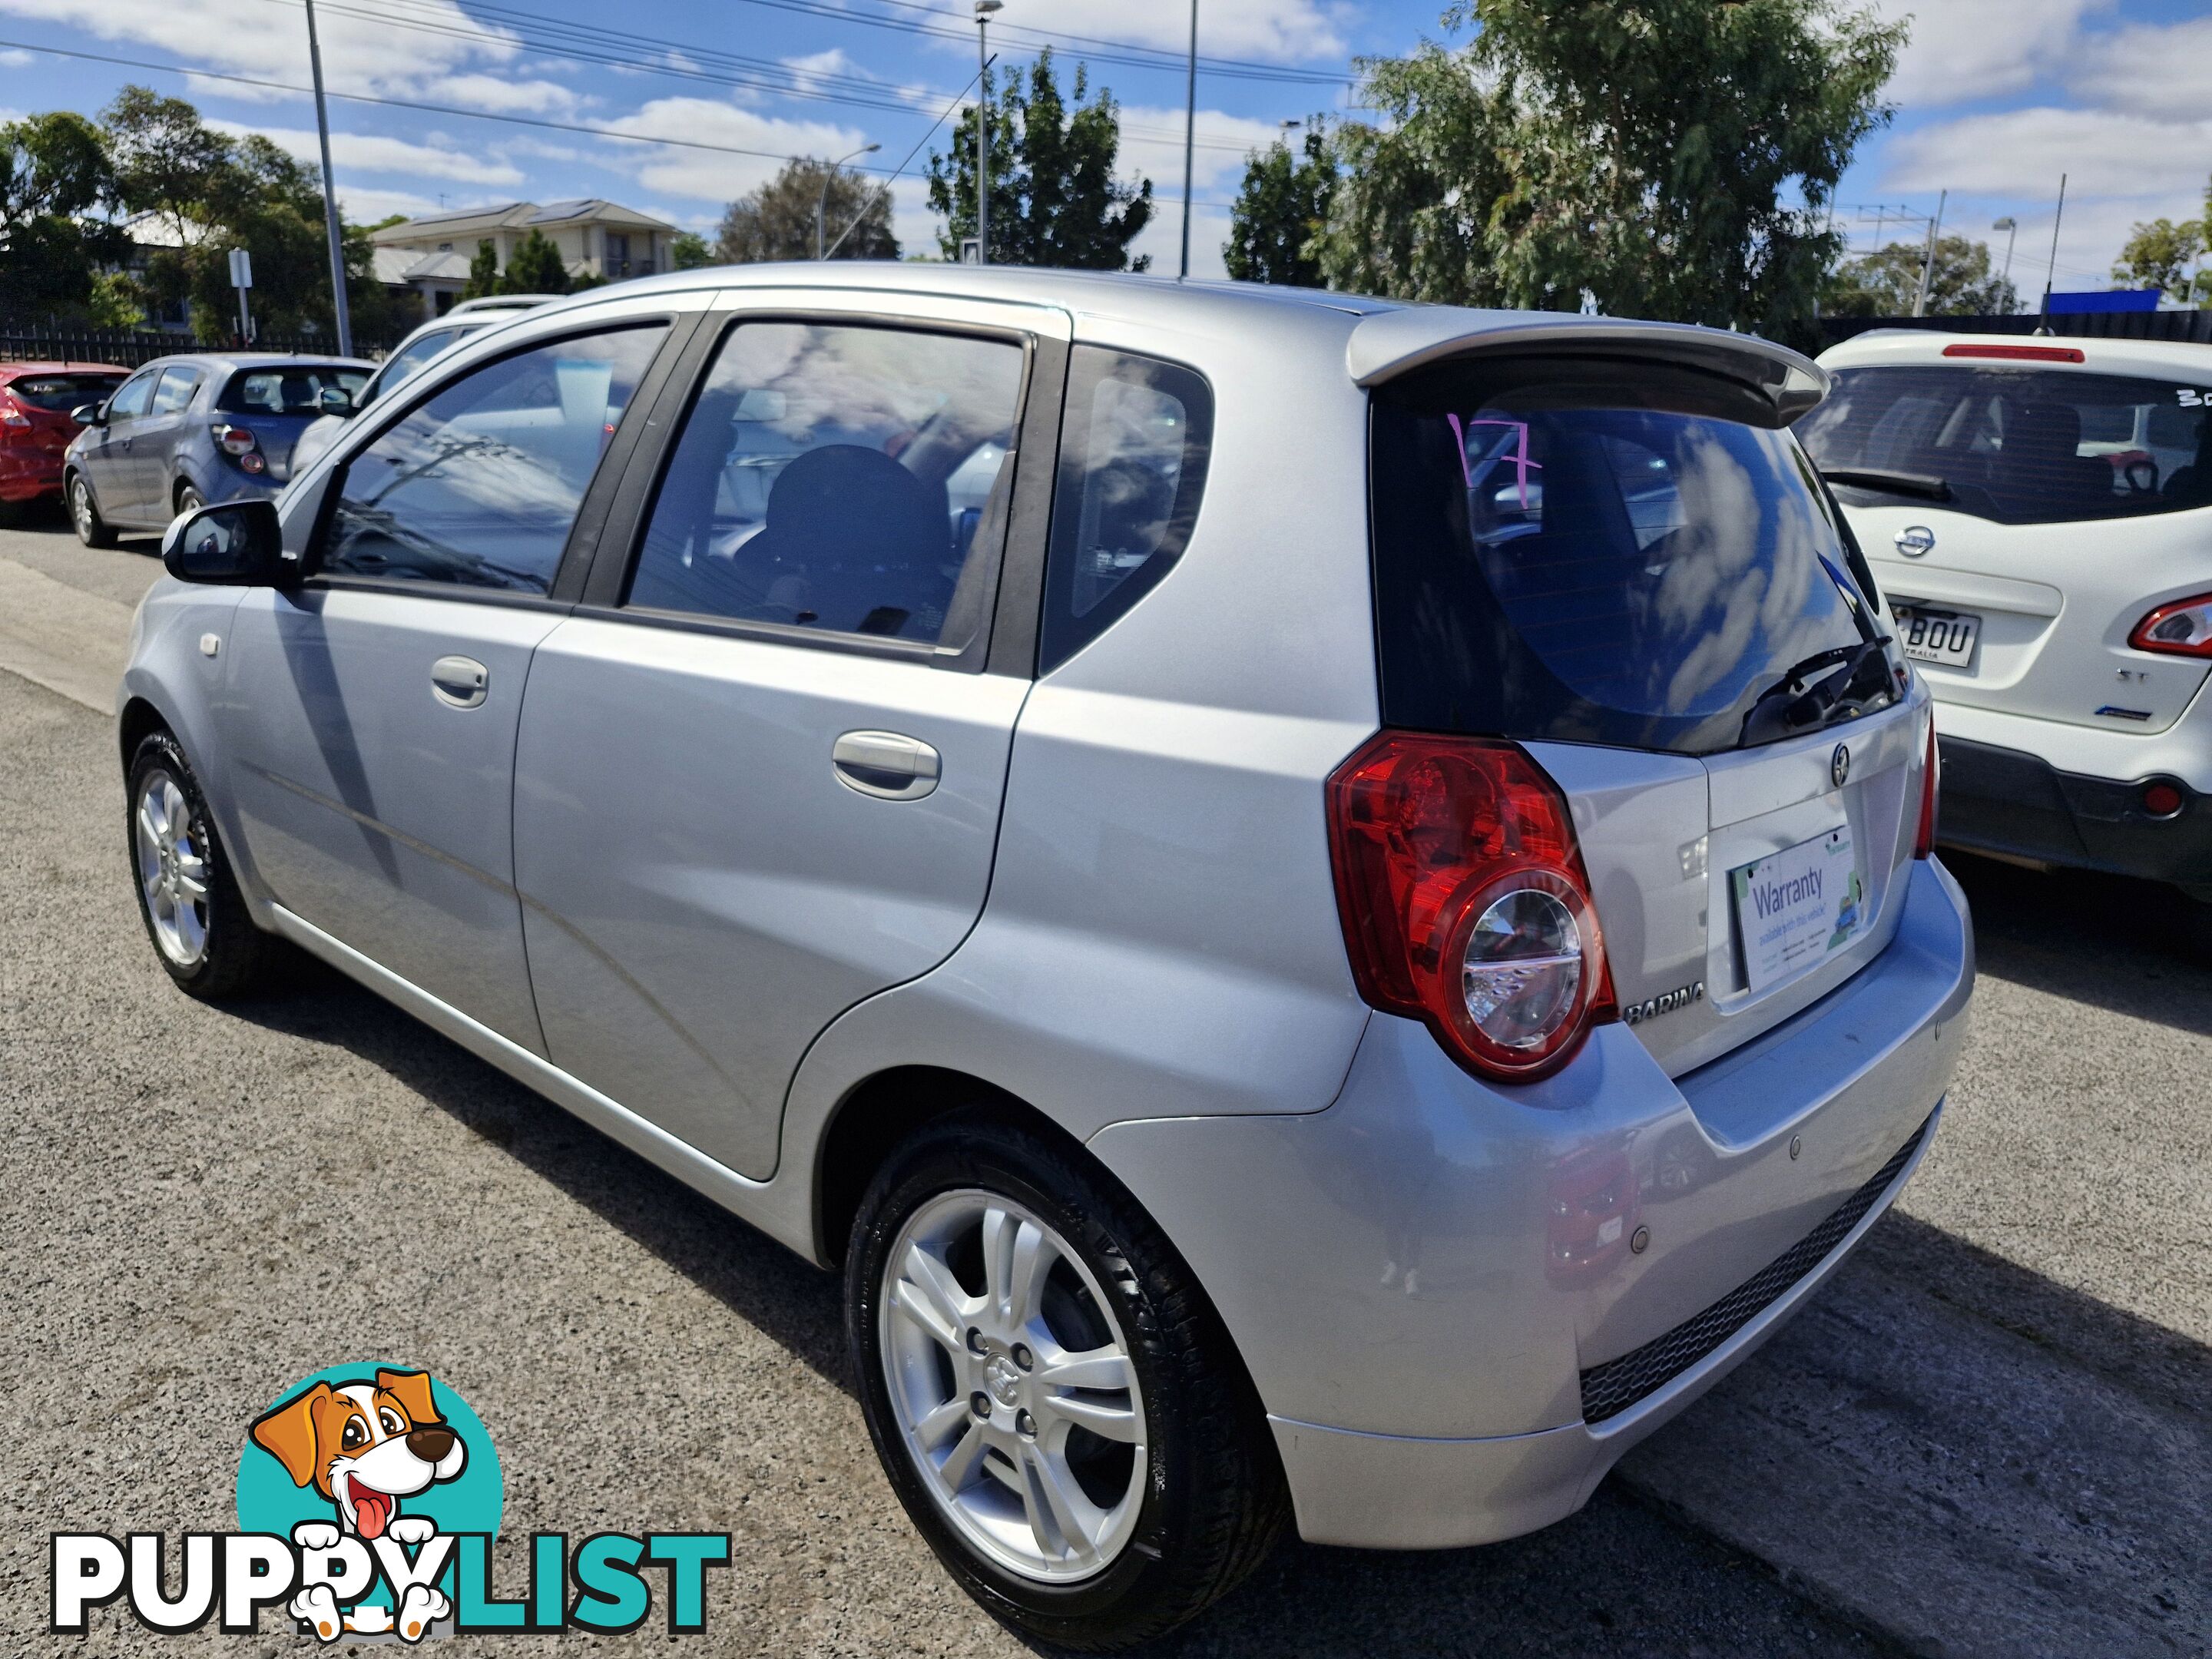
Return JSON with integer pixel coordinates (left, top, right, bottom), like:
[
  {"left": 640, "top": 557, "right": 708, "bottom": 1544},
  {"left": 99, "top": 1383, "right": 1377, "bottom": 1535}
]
[
  {"left": 7, "top": 373, "right": 124, "bottom": 411},
  {"left": 1371, "top": 358, "right": 1887, "bottom": 756},
  {"left": 1798, "top": 365, "right": 2212, "bottom": 524},
  {"left": 218, "top": 364, "right": 369, "bottom": 416}
]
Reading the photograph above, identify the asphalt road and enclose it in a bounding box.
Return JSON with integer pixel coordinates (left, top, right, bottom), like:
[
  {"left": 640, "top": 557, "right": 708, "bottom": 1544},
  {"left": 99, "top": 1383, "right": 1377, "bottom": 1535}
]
[{"left": 2, "top": 516, "right": 2206, "bottom": 1657}]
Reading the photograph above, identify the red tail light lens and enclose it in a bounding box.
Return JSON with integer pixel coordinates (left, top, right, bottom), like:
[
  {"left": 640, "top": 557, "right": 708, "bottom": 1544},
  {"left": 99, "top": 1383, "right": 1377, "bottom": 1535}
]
[
  {"left": 1327, "top": 733, "right": 1615, "bottom": 1082},
  {"left": 0, "top": 395, "right": 30, "bottom": 431},
  {"left": 211, "top": 423, "right": 259, "bottom": 457},
  {"left": 1940, "top": 343, "right": 2085, "bottom": 363},
  {"left": 1915, "top": 719, "right": 1939, "bottom": 859},
  {"left": 2129, "top": 593, "right": 2212, "bottom": 658}
]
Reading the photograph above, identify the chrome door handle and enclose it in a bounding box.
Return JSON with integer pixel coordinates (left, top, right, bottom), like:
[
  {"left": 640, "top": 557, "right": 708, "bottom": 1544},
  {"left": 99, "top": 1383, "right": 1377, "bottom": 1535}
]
[
  {"left": 430, "top": 654, "right": 489, "bottom": 709},
  {"left": 833, "top": 730, "right": 940, "bottom": 800}
]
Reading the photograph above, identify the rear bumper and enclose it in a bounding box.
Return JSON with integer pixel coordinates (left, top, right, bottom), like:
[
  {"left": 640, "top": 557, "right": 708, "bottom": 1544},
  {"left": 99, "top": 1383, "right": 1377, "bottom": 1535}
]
[
  {"left": 1088, "top": 859, "right": 1973, "bottom": 1550},
  {"left": 1939, "top": 733, "right": 2212, "bottom": 892},
  {"left": 0, "top": 448, "right": 66, "bottom": 500}
]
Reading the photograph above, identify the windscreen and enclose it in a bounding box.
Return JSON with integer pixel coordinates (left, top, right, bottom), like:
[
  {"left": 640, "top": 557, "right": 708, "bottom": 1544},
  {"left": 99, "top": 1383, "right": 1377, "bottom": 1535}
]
[
  {"left": 8, "top": 373, "right": 124, "bottom": 411},
  {"left": 1371, "top": 358, "right": 1886, "bottom": 756},
  {"left": 1798, "top": 364, "right": 2212, "bottom": 524}
]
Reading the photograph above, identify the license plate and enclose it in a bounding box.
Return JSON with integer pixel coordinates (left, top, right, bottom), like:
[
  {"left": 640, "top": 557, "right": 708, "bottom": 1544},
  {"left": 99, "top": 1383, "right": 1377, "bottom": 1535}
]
[
  {"left": 1730, "top": 826, "right": 1864, "bottom": 994},
  {"left": 1892, "top": 604, "right": 1979, "bottom": 667}
]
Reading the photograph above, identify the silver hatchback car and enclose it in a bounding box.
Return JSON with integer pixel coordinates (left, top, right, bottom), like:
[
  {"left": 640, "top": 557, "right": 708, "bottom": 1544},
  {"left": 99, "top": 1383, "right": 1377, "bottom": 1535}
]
[{"left": 121, "top": 268, "right": 1972, "bottom": 1648}]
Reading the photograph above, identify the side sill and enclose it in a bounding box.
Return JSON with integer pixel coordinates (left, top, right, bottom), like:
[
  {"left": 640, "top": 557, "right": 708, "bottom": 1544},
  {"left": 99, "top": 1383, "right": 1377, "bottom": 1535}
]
[{"left": 265, "top": 903, "right": 820, "bottom": 1263}]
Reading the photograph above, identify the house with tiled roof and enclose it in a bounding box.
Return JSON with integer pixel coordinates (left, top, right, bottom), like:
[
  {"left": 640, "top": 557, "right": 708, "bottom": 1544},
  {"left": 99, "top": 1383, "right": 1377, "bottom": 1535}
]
[{"left": 371, "top": 200, "right": 680, "bottom": 320}]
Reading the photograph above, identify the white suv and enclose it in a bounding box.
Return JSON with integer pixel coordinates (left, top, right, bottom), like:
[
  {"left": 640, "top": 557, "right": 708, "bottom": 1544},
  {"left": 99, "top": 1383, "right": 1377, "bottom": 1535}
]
[{"left": 1805, "top": 332, "right": 2212, "bottom": 939}]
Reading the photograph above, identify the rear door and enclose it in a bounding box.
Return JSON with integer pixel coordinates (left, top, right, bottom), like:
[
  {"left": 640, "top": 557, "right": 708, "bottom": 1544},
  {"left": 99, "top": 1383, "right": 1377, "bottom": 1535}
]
[
  {"left": 512, "top": 290, "right": 1064, "bottom": 1179},
  {"left": 222, "top": 314, "right": 684, "bottom": 1053},
  {"left": 1802, "top": 357, "right": 2212, "bottom": 733}
]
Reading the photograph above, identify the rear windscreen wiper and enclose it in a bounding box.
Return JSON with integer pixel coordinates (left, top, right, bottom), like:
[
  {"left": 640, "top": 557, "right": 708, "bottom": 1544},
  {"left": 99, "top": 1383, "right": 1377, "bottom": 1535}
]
[
  {"left": 1740, "top": 637, "right": 1896, "bottom": 747},
  {"left": 1818, "top": 466, "right": 1951, "bottom": 502}
]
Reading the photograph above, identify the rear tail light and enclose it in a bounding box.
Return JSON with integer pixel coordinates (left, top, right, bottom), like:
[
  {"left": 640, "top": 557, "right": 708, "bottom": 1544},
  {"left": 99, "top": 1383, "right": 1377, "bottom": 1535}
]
[
  {"left": 0, "top": 395, "right": 31, "bottom": 431},
  {"left": 212, "top": 422, "right": 258, "bottom": 456},
  {"left": 1915, "top": 718, "right": 1939, "bottom": 859},
  {"left": 1327, "top": 733, "right": 1615, "bottom": 1082},
  {"left": 1940, "top": 343, "right": 2085, "bottom": 363},
  {"left": 2129, "top": 593, "right": 2212, "bottom": 658},
  {"left": 2142, "top": 782, "right": 2184, "bottom": 818}
]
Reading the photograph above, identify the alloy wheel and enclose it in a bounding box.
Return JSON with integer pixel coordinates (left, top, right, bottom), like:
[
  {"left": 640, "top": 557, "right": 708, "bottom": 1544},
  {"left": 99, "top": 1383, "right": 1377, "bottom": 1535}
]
[
  {"left": 134, "top": 768, "right": 210, "bottom": 967},
  {"left": 71, "top": 479, "right": 93, "bottom": 537},
  {"left": 879, "top": 1188, "right": 1148, "bottom": 1583}
]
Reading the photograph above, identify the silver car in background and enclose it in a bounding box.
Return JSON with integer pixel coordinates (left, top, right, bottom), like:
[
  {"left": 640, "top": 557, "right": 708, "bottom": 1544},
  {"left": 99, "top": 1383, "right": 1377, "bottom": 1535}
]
[{"left": 118, "top": 268, "right": 1972, "bottom": 1648}]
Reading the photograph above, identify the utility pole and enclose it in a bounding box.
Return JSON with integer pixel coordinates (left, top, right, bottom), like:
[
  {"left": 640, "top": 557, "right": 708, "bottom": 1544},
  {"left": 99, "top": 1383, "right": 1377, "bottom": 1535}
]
[
  {"left": 1179, "top": 0, "right": 1197, "bottom": 280},
  {"left": 302, "top": 0, "right": 353, "bottom": 357},
  {"left": 974, "top": 1, "right": 1000, "bottom": 265},
  {"left": 1912, "top": 189, "right": 1946, "bottom": 317},
  {"left": 816, "top": 143, "right": 881, "bottom": 260},
  {"left": 1992, "top": 217, "right": 2018, "bottom": 289},
  {"left": 2041, "top": 173, "right": 2067, "bottom": 326}
]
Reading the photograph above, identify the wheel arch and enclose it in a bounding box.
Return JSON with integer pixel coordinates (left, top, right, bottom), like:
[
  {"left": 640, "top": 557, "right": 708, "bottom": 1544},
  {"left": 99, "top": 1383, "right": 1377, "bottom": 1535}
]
[{"left": 118, "top": 694, "right": 171, "bottom": 774}]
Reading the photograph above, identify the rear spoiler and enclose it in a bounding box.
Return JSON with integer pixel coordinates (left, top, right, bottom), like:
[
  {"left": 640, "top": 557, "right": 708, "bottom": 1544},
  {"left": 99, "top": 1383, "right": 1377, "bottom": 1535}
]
[{"left": 1346, "top": 307, "right": 1830, "bottom": 426}]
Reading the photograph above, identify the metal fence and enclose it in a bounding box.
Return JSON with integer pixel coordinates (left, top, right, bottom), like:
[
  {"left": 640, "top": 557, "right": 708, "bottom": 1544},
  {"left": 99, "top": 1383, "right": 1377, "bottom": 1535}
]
[
  {"left": 1821, "top": 310, "right": 2212, "bottom": 348},
  {"left": 0, "top": 322, "right": 386, "bottom": 367}
]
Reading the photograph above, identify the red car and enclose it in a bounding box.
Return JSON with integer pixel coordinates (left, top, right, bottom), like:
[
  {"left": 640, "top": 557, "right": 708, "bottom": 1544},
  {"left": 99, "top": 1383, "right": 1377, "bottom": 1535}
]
[{"left": 0, "top": 362, "right": 129, "bottom": 520}]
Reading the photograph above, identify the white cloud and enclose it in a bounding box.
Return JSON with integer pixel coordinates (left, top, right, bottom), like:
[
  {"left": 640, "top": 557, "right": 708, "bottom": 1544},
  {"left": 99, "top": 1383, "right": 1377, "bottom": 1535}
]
[
  {"left": 210, "top": 120, "right": 525, "bottom": 186},
  {"left": 2068, "top": 16, "right": 2212, "bottom": 123},
  {"left": 0, "top": 48, "right": 28, "bottom": 66},
  {"left": 592, "top": 96, "right": 873, "bottom": 203},
  {"left": 333, "top": 184, "right": 454, "bottom": 224},
  {"left": 1886, "top": 106, "right": 2212, "bottom": 204},
  {"left": 1114, "top": 104, "right": 1291, "bottom": 195},
  {"left": 1872, "top": 0, "right": 2105, "bottom": 109},
  {"left": 994, "top": 0, "right": 1345, "bottom": 64}
]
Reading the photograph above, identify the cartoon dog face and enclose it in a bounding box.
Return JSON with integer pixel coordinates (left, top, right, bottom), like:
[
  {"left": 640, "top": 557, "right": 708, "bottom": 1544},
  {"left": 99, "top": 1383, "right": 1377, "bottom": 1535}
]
[{"left": 250, "top": 1369, "right": 466, "bottom": 1541}]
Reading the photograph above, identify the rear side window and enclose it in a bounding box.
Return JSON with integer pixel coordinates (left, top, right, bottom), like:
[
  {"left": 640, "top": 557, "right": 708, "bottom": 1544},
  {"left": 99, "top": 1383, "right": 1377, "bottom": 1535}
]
[
  {"left": 319, "top": 325, "right": 665, "bottom": 594},
  {"left": 219, "top": 365, "right": 369, "bottom": 415},
  {"left": 373, "top": 329, "right": 467, "bottom": 402},
  {"left": 1369, "top": 356, "right": 1883, "bottom": 756},
  {"left": 1799, "top": 365, "right": 2212, "bottom": 524},
  {"left": 8, "top": 373, "right": 123, "bottom": 411},
  {"left": 149, "top": 367, "right": 200, "bottom": 415},
  {"left": 1038, "top": 348, "right": 1212, "bottom": 672},
  {"left": 625, "top": 321, "right": 1025, "bottom": 645}
]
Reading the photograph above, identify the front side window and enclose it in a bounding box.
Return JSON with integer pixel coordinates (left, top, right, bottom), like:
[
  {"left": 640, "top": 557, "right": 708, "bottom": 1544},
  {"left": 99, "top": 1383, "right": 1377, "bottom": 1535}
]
[
  {"left": 107, "top": 369, "right": 158, "bottom": 420},
  {"left": 1038, "top": 348, "right": 1213, "bottom": 672},
  {"left": 319, "top": 325, "right": 666, "bottom": 594},
  {"left": 149, "top": 367, "right": 201, "bottom": 415},
  {"left": 1799, "top": 365, "right": 2212, "bottom": 524},
  {"left": 625, "top": 321, "right": 1025, "bottom": 644},
  {"left": 369, "top": 329, "right": 465, "bottom": 404},
  {"left": 1370, "top": 356, "right": 1883, "bottom": 756}
]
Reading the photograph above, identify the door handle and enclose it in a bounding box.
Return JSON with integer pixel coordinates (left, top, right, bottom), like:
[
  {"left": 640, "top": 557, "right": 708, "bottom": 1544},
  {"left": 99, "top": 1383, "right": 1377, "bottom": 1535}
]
[
  {"left": 430, "top": 654, "right": 489, "bottom": 709},
  {"left": 833, "top": 730, "right": 940, "bottom": 800}
]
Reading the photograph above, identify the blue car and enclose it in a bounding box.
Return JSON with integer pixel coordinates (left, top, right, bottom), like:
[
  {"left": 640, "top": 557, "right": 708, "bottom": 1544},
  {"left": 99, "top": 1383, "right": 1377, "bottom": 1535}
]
[{"left": 65, "top": 353, "right": 369, "bottom": 546}]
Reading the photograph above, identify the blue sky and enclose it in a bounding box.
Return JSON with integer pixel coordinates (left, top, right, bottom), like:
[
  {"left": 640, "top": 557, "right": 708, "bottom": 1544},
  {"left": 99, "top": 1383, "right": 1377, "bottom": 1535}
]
[{"left": 0, "top": 0, "right": 2205, "bottom": 290}]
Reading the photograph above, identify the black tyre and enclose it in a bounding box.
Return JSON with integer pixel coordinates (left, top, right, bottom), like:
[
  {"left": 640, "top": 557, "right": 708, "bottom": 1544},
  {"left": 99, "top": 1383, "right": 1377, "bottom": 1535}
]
[
  {"left": 846, "top": 1114, "right": 1286, "bottom": 1651},
  {"left": 126, "top": 729, "right": 275, "bottom": 998},
  {"left": 69, "top": 472, "right": 114, "bottom": 548}
]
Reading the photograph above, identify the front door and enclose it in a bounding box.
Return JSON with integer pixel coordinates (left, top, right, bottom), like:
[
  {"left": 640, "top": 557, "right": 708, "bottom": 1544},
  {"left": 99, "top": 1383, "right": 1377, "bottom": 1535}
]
[
  {"left": 513, "top": 300, "right": 1059, "bottom": 1177},
  {"left": 86, "top": 364, "right": 157, "bottom": 521},
  {"left": 132, "top": 363, "right": 205, "bottom": 518},
  {"left": 221, "top": 320, "right": 674, "bottom": 1051}
]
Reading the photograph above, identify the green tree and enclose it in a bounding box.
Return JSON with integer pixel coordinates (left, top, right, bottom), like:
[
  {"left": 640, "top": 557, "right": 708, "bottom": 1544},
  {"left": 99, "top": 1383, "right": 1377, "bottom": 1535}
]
[
  {"left": 669, "top": 230, "right": 715, "bottom": 269},
  {"left": 716, "top": 157, "right": 897, "bottom": 263},
  {"left": 0, "top": 111, "right": 124, "bottom": 318},
  {"left": 1314, "top": 1, "right": 1905, "bottom": 345},
  {"left": 1825, "top": 233, "right": 2018, "bottom": 316},
  {"left": 929, "top": 50, "right": 1153, "bottom": 270},
  {"left": 460, "top": 237, "right": 501, "bottom": 299},
  {"left": 501, "top": 226, "right": 569, "bottom": 294},
  {"left": 2111, "top": 217, "right": 2203, "bottom": 294},
  {"left": 1224, "top": 120, "right": 1334, "bottom": 286}
]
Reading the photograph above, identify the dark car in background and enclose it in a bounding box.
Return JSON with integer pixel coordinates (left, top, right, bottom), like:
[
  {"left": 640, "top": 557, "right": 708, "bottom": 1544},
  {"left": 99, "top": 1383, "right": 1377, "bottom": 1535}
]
[
  {"left": 65, "top": 353, "right": 369, "bottom": 545},
  {"left": 0, "top": 361, "right": 128, "bottom": 522}
]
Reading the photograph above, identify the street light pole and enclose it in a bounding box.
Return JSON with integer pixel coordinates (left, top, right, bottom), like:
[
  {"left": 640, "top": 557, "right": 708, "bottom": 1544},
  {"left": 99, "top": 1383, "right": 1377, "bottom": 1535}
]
[
  {"left": 974, "top": 0, "right": 1001, "bottom": 265},
  {"left": 1912, "top": 189, "right": 1946, "bottom": 318},
  {"left": 2042, "top": 173, "right": 2067, "bottom": 326},
  {"left": 302, "top": 0, "right": 353, "bottom": 356},
  {"left": 816, "top": 143, "right": 882, "bottom": 260},
  {"left": 1179, "top": 0, "right": 1197, "bottom": 280},
  {"left": 1992, "top": 216, "right": 2018, "bottom": 288}
]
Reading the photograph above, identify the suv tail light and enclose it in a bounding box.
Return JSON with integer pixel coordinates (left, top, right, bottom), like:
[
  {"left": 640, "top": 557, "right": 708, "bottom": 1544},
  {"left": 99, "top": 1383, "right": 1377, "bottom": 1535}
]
[
  {"left": 1915, "top": 718, "right": 1939, "bottom": 859},
  {"left": 2129, "top": 593, "right": 2212, "bottom": 658},
  {"left": 1327, "top": 733, "right": 1615, "bottom": 1082}
]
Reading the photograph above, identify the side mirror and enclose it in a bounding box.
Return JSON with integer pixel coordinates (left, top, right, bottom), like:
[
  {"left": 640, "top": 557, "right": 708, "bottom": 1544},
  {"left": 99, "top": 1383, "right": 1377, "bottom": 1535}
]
[
  {"left": 71, "top": 402, "right": 105, "bottom": 426},
  {"left": 161, "top": 498, "right": 290, "bottom": 585},
  {"left": 320, "top": 385, "right": 355, "bottom": 416}
]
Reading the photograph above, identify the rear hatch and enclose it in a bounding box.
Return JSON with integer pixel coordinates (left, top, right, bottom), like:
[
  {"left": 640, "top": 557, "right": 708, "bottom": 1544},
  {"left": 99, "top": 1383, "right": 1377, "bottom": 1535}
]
[
  {"left": 217, "top": 363, "right": 369, "bottom": 482},
  {"left": 3, "top": 369, "right": 124, "bottom": 465},
  {"left": 1365, "top": 331, "right": 1923, "bottom": 1076},
  {"left": 1800, "top": 352, "right": 2212, "bottom": 733}
]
